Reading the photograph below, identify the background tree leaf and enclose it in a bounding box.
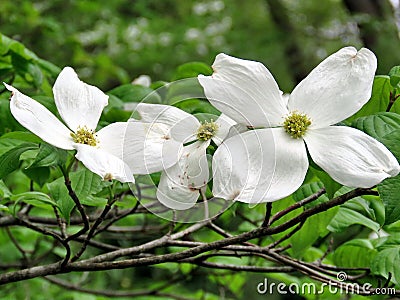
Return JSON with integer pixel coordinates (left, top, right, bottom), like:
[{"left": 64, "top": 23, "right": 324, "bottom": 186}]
[
  {"left": 371, "top": 247, "right": 400, "bottom": 286},
  {"left": 28, "top": 143, "right": 67, "bottom": 168},
  {"left": 378, "top": 175, "right": 400, "bottom": 225},
  {"left": 352, "top": 112, "right": 400, "bottom": 141},
  {"left": 346, "top": 76, "right": 391, "bottom": 122},
  {"left": 172, "top": 62, "right": 213, "bottom": 80},
  {"left": 333, "top": 239, "right": 378, "bottom": 268},
  {"left": 327, "top": 207, "right": 380, "bottom": 233},
  {"left": 0, "top": 143, "right": 37, "bottom": 179}
]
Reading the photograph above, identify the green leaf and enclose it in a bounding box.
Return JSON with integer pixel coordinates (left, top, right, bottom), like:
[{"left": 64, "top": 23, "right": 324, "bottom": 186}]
[
  {"left": 70, "top": 168, "right": 105, "bottom": 197},
  {"left": 47, "top": 169, "right": 109, "bottom": 221},
  {"left": 0, "top": 99, "right": 24, "bottom": 135},
  {"left": 172, "top": 62, "right": 213, "bottom": 80},
  {"left": 371, "top": 247, "right": 400, "bottom": 285},
  {"left": 389, "top": 66, "right": 400, "bottom": 87},
  {"left": 0, "top": 131, "right": 42, "bottom": 143},
  {"left": 0, "top": 143, "right": 37, "bottom": 179},
  {"left": 352, "top": 112, "right": 400, "bottom": 141},
  {"left": 302, "top": 247, "right": 325, "bottom": 263},
  {"left": 23, "top": 167, "right": 50, "bottom": 187},
  {"left": 366, "top": 194, "right": 386, "bottom": 226},
  {"left": 333, "top": 239, "right": 377, "bottom": 268},
  {"left": 11, "top": 52, "right": 43, "bottom": 88},
  {"left": 290, "top": 206, "right": 338, "bottom": 256},
  {"left": 28, "top": 143, "right": 67, "bottom": 168},
  {"left": 81, "top": 195, "right": 108, "bottom": 206},
  {"left": 11, "top": 191, "right": 58, "bottom": 211},
  {"left": 339, "top": 188, "right": 382, "bottom": 224},
  {"left": 47, "top": 178, "right": 74, "bottom": 223},
  {"left": 372, "top": 233, "right": 400, "bottom": 251},
  {"left": 114, "top": 194, "right": 137, "bottom": 208},
  {"left": 310, "top": 167, "right": 341, "bottom": 198},
  {"left": 0, "top": 138, "right": 26, "bottom": 156},
  {"left": 108, "top": 84, "right": 160, "bottom": 103},
  {"left": 290, "top": 182, "right": 337, "bottom": 256},
  {"left": 0, "top": 204, "right": 9, "bottom": 212},
  {"left": 292, "top": 181, "right": 327, "bottom": 205},
  {"left": 327, "top": 207, "right": 380, "bottom": 233},
  {"left": 100, "top": 94, "right": 132, "bottom": 123},
  {"left": 173, "top": 99, "right": 220, "bottom": 115},
  {"left": 380, "top": 129, "right": 400, "bottom": 161},
  {"left": 378, "top": 174, "right": 400, "bottom": 225},
  {"left": 0, "top": 180, "right": 12, "bottom": 198},
  {"left": 166, "top": 79, "right": 207, "bottom": 106},
  {"left": 346, "top": 76, "right": 391, "bottom": 122}
]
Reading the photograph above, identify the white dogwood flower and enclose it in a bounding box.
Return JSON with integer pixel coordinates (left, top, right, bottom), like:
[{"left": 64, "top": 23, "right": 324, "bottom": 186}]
[
  {"left": 198, "top": 47, "right": 400, "bottom": 203},
  {"left": 4, "top": 67, "right": 135, "bottom": 182},
  {"left": 134, "top": 103, "right": 241, "bottom": 209}
]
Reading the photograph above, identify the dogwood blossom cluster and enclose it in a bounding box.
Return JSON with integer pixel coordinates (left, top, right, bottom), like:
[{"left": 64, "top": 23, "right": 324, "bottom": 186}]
[{"left": 5, "top": 47, "right": 400, "bottom": 210}]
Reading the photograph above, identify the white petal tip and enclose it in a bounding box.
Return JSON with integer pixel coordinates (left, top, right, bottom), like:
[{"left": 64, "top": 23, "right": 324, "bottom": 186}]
[
  {"left": 3, "top": 82, "right": 15, "bottom": 92},
  {"left": 387, "top": 164, "right": 400, "bottom": 178},
  {"left": 60, "top": 66, "right": 77, "bottom": 75}
]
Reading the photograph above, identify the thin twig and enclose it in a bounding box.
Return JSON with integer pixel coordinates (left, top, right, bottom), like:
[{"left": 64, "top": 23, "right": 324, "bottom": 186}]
[
  {"left": 94, "top": 200, "right": 140, "bottom": 236},
  {"left": 0, "top": 188, "right": 377, "bottom": 286},
  {"left": 200, "top": 188, "right": 209, "bottom": 220},
  {"left": 188, "top": 260, "right": 294, "bottom": 273},
  {"left": 16, "top": 217, "right": 71, "bottom": 267},
  {"left": 53, "top": 206, "right": 67, "bottom": 239},
  {"left": 71, "top": 197, "right": 118, "bottom": 262},
  {"left": 5, "top": 227, "right": 29, "bottom": 264},
  {"left": 64, "top": 177, "right": 89, "bottom": 242},
  {"left": 262, "top": 202, "right": 273, "bottom": 227},
  {"left": 269, "top": 188, "right": 326, "bottom": 225},
  {"left": 266, "top": 220, "right": 305, "bottom": 249},
  {"left": 386, "top": 91, "right": 400, "bottom": 112}
]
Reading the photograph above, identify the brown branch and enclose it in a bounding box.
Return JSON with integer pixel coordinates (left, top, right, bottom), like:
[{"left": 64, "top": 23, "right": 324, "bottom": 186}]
[
  {"left": 71, "top": 198, "right": 118, "bottom": 262},
  {"left": 0, "top": 206, "right": 148, "bottom": 227},
  {"left": 266, "top": 220, "right": 305, "bottom": 249},
  {"left": 262, "top": 202, "right": 273, "bottom": 227},
  {"left": 188, "top": 260, "right": 294, "bottom": 273},
  {"left": 64, "top": 177, "right": 89, "bottom": 242},
  {"left": 269, "top": 188, "right": 326, "bottom": 225},
  {"left": 53, "top": 206, "right": 67, "bottom": 239},
  {"left": 94, "top": 200, "right": 140, "bottom": 236},
  {"left": 5, "top": 227, "right": 29, "bottom": 264},
  {"left": 0, "top": 188, "right": 376, "bottom": 285},
  {"left": 74, "top": 236, "right": 121, "bottom": 251},
  {"left": 104, "top": 224, "right": 168, "bottom": 233},
  {"left": 16, "top": 216, "right": 71, "bottom": 266},
  {"left": 75, "top": 188, "right": 374, "bottom": 268},
  {"left": 386, "top": 92, "right": 400, "bottom": 112}
]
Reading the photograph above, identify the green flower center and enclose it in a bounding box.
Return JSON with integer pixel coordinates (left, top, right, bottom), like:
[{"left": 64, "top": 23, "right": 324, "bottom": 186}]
[
  {"left": 197, "top": 120, "right": 219, "bottom": 141},
  {"left": 283, "top": 112, "right": 311, "bottom": 139},
  {"left": 70, "top": 126, "right": 99, "bottom": 146}
]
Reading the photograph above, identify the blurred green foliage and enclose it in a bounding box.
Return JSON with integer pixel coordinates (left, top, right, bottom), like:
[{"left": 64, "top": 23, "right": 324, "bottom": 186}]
[
  {"left": 1, "top": 1, "right": 400, "bottom": 299},
  {"left": 4, "top": 0, "right": 398, "bottom": 92}
]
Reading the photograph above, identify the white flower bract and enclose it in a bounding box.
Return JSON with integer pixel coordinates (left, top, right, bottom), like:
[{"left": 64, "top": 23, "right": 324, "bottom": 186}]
[
  {"left": 198, "top": 47, "right": 400, "bottom": 203},
  {"left": 4, "top": 67, "right": 134, "bottom": 183},
  {"left": 133, "top": 103, "right": 240, "bottom": 210}
]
